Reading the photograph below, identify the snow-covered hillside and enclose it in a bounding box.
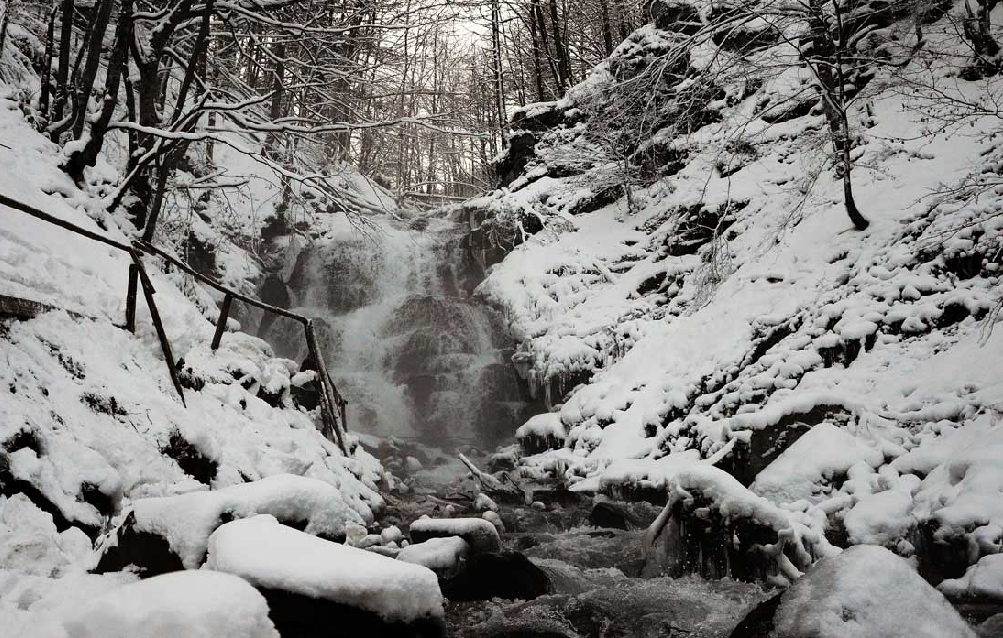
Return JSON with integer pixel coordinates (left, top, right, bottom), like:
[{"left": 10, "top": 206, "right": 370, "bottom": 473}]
[
  {"left": 474, "top": 0, "right": 1003, "bottom": 592},
  {"left": 0, "top": 31, "right": 389, "bottom": 635}
]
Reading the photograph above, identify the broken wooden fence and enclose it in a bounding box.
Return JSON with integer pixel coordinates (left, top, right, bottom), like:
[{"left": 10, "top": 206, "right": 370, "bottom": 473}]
[{"left": 0, "top": 192, "right": 349, "bottom": 455}]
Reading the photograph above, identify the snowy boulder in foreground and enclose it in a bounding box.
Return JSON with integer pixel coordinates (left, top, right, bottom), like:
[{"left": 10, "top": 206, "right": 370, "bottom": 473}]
[
  {"left": 397, "top": 536, "right": 470, "bottom": 576},
  {"left": 63, "top": 570, "right": 278, "bottom": 638},
  {"left": 733, "top": 545, "right": 974, "bottom": 637},
  {"left": 409, "top": 517, "right": 501, "bottom": 554},
  {"left": 96, "top": 474, "right": 367, "bottom": 574},
  {"left": 205, "top": 515, "right": 445, "bottom": 637}
]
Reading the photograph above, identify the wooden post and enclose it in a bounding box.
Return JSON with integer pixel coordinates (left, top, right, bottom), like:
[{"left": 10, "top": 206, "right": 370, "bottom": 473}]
[
  {"left": 304, "top": 319, "right": 348, "bottom": 455},
  {"left": 211, "top": 294, "right": 233, "bottom": 351},
  {"left": 129, "top": 250, "right": 186, "bottom": 406},
  {"left": 125, "top": 264, "right": 138, "bottom": 332}
]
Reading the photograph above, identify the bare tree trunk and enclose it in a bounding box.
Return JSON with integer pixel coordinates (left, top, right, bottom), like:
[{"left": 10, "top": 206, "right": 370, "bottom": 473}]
[
  {"left": 62, "top": 0, "right": 132, "bottom": 181},
  {"left": 50, "top": 0, "right": 73, "bottom": 141},
  {"left": 599, "top": 0, "right": 615, "bottom": 56},
  {"left": 70, "top": 0, "right": 113, "bottom": 140},
  {"left": 38, "top": 3, "right": 57, "bottom": 117},
  {"left": 548, "top": 0, "right": 570, "bottom": 92}
]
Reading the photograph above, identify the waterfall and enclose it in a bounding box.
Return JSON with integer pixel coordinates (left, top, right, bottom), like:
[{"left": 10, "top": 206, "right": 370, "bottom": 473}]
[{"left": 257, "top": 212, "right": 539, "bottom": 449}]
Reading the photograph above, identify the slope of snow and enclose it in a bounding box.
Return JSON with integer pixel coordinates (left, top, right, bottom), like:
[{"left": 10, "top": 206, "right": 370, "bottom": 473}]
[
  {"left": 0, "top": 33, "right": 387, "bottom": 631},
  {"left": 475, "top": 4, "right": 1003, "bottom": 582}
]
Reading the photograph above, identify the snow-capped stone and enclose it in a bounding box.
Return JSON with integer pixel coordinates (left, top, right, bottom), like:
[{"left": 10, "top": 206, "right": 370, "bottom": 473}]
[
  {"left": 381, "top": 525, "right": 404, "bottom": 545},
  {"left": 97, "top": 474, "right": 367, "bottom": 572},
  {"left": 409, "top": 517, "right": 501, "bottom": 554},
  {"left": 474, "top": 493, "right": 499, "bottom": 512},
  {"left": 405, "top": 456, "right": 424, "bottom": 472},
  {"left": 940, "top": 554, "right": 1003, "bottom": 603},
  {"left": 740, "top": 545, "right": 975, "bottom": 638},
  {"left": 482, "top": 510, "right": 505, "bottom": 533},
  {"left": 345, "top": 522, "right": 368, "bottom": 546},
  {"left": 62, "top": 570, "right": 279, "bottom": 638},
  {"left": 204, "top": 515, "right": 445, "bottom": 633},
  {"left": 398, "top": 536, "right": 471, "bottom": 575}
]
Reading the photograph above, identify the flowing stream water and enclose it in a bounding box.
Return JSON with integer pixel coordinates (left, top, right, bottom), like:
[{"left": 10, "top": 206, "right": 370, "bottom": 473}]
[{"left": 257, "top": 212, "right": 539, "bottom": 448}]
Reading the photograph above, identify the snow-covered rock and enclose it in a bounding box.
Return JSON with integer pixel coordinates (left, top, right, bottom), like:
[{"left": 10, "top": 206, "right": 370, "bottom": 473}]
[
  {"left": 96, "top": 473, "right": 368, "bottom": 572},
  {"left": 0, "top": 494, "right": 90, "bottom": 576},
  {"left": 205, "top": 515, "right": 445, "bottom": 633},
  {"left": 62, "top": 570, "right": 278, "bottom": 638},
  {"left": 409, "top": 517, "right": 502, "bottom": 554},
  {"left": 741, "top": 545, "right": 975, "bottom": 638},
  {"left": 482, "top": 510, "right": 505, "bottom": 533},
  {"left": 405, "top": 456, "right": 424, "bottom": 472},
  {"left": 474, "top": 492, "right": 499, "bottom": 512},
  {"left": 397, "top": 536, "right": 470, "bottom": 575},
  {"left": 940, "top": 554, "right": 1003, "bottom": 603}
]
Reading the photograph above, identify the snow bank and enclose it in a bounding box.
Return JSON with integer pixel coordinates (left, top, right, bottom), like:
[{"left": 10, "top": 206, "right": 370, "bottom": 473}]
[
  {"left": 0, "top": 493, "right": 91, "bottom": 576},
  {"left": 205, "top": 515, "right": 444, "bottom": 625},
  {"left": 63, "top": 570, "right": 278, "bottom": 638},
  {"left": 475, "top": 4, "right": 1003, "bottom": 582},
  {"left": 115, "top": 473, "right": 368, "bottom": 568}
]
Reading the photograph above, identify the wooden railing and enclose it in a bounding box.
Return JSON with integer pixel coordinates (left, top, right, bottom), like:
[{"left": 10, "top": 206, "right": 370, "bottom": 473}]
[{"left": 0, "top": 192, "right": 349, "bottom": 455}]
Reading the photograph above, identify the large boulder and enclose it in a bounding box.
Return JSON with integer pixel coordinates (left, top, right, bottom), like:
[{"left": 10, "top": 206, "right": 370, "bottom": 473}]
[
  {"left": 205, "top": 516, "right": 446, "bottom": 638},
  {"left": 96, "top": 474, "right": 368, "bottom": 575},
  {"left": 63, "top": 570, "right": 279, "bottom": 638},
  {"left": 731, "top": 545, "right": 976, "bottom": 637}
]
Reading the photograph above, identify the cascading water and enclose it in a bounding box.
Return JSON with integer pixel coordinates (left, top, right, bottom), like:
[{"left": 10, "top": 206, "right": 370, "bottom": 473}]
[{"left": 257, "top": 212, "right": 540, "bottom": 448}]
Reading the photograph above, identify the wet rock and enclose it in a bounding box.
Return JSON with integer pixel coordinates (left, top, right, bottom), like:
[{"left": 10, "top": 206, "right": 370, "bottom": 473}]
[
  {"left": 522, "top": 530, "right": 647, "bottom": 577},
  {"left": 732, "top": 545, "right": 975, "bottom": 638},
  {"left": 260, "top": 586, "right": 445, "bottom": 638},
  {"left": 442, "top": 552, "right": 552, "bottom": 601},
  {"left": 587, "top": 501, "right": 662, "bottom": 530}
]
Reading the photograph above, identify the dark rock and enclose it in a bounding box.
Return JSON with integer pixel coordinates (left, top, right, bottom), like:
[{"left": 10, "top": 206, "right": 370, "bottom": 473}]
[
  {"left": 588, "top": 502, "right": 631, "bottom": 530},
  {"left": 977, "top": 613, "right": 1003, "bottom": 638},
  {"left": 161, "top": 431, "right": 218, "bottom": 484},
  {"left": 442, "top": 552, "right": 552, "bottom": 601},
  {"left": 728, "top": 591, "right": 782, "bottom": 638},
  {"left": 494, "top": 132, "right": 538, "bottom": 187},
  {"left": 524, "top": 530, "right": 647, "bottom": 577},
  {"left": 260, "top": 587, "right": 446, "bottom": 638},
  {"left": 94, "top": 511, "right": 185, "bottom": 577}
]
